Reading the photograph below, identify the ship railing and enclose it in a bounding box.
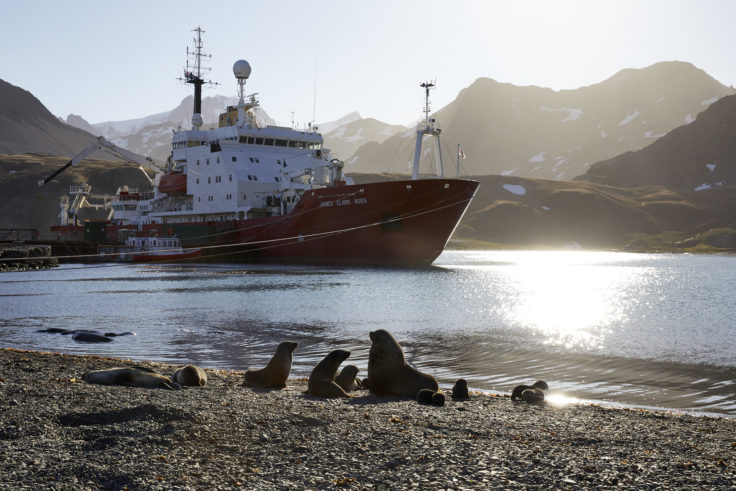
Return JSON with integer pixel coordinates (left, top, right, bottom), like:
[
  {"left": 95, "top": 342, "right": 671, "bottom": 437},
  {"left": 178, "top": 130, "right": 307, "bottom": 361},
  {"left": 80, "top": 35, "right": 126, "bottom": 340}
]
[
  {"left": 416, "top": 119, "right": 441, "bottom": 132},
  {"left": 118, "top": 191, "right": 155, "bottom": 201}
]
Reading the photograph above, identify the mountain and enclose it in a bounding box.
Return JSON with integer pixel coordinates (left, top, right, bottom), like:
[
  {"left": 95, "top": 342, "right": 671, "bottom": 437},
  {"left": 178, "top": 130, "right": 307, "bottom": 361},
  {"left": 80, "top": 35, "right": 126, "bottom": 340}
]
[
  {"left": 346, "top": 62, "right": 735, "bottom": 179},
  {"left": 322, "top": 115, "right": 407, "bottom": 160},
  {"left": 0, "top": 79, "right": 97, "bottom": 156},
  {"left": 576, "top": 94, "right": 736, "bottom": 191},
  {"left": 82, "top": 95, "right": 277, "bottom": 162},
  {"left": 64, "top": 114, "right": 98, "bottom": 135},
  {"left": 317, "top": 112, "right": 361, "bottom": 134}
]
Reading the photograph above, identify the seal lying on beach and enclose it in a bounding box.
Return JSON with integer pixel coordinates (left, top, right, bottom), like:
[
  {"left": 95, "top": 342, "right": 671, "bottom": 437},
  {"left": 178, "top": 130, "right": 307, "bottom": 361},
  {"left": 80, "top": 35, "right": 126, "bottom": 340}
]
[
  {"left": 511, "top": 380, "right": 549, "bottom": 403},
  {"left": 334, "top": 364, "right": 362, "bottom": 392},
  {"left": 172, "top": 364, "right": 208, "bottom": 387},
  {"left": 83, "top": 367, "right": 181, "bottom": 390},
  {"left": 242, "top": 341, "right": 298, "bottom": 389},
  {"left": 308, "top": 350, "right": 351, "bottom": 398},
  {"left": 367, "top": 329, "right": 438, "bottom": 398}
]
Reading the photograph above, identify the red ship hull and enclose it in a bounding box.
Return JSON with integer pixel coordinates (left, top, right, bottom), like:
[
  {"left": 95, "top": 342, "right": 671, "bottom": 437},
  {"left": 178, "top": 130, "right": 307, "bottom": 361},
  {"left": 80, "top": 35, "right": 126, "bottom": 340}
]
[{"left": 53, "top": 178, "right": 479, "bottom": 267}]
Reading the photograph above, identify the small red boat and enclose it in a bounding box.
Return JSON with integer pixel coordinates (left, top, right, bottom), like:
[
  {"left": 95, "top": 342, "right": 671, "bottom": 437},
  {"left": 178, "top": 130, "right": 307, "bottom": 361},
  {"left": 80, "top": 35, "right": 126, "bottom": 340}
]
[{"left": 98, "top": 236, "right": 201, "bottom": 263}]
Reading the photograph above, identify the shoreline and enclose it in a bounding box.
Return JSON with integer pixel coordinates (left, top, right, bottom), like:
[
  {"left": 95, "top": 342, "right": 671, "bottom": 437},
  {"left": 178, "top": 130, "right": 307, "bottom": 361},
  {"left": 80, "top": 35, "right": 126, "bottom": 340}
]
[{"left": 2, "top": 347, "right": 735, "bottom": 489}]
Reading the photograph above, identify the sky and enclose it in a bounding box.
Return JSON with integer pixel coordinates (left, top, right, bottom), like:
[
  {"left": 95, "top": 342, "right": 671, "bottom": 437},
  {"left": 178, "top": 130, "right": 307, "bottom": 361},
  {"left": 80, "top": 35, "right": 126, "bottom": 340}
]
[{"left": 2, "top": 0, "right": 735, "bottom": 127}]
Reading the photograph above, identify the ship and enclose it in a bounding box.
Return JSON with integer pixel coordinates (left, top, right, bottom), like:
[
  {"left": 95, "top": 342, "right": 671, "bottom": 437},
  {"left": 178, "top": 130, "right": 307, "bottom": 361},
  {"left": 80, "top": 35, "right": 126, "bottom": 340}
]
[{"left": 42, "top": 28, "right": 479, "bottom": 267}]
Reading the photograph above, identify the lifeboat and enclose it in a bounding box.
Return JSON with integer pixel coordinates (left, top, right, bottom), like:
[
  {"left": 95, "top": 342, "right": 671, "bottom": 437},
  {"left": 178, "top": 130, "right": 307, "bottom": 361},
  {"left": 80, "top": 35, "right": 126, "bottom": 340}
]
[{"left": 158, "top": 171, "right": 187, "bottom": 195}]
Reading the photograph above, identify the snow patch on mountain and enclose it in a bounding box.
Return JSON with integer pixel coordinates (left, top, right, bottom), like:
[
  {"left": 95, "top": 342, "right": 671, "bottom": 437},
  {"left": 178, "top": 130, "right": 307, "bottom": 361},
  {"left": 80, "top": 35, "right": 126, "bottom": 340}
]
[
  {"left": 540, "top": 106, "right": 583, "bottom": 122},
  {"left": 619, "top": 109, "right": 642, "bottom": 126},
  {"left": 706, "top": 163, "right": 716, "bottom": 172},
  {"left": 529, "top": 151, "right": 545, "bottom": 163},
  {"left": 503, "top": 184, "right": 526, "bottom": 195},
  {"left": 701, "top": 96, "right": 719, "bottom": 106},
  {"left": 684, "top": 114, "right": 695, "bottom": 123},
  {"left": 343, "top": 128, "right": 365, "bottom": 143},
  {"left": 317, "top": 112, "right": 361, "bottom": 134}
]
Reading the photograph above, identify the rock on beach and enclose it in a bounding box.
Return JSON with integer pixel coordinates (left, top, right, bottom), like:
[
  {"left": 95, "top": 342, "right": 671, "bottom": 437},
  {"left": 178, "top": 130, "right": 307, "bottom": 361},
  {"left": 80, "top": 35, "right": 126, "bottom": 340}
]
[{"left": 1, "top": 347, "right": 735, "bottom": 489}]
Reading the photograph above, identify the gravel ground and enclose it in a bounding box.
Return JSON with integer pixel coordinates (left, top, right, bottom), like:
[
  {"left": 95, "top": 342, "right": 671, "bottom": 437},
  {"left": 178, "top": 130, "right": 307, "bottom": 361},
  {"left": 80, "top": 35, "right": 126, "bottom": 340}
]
[{"left": 1, "top": 348, "right": 735, "bottom": 490}]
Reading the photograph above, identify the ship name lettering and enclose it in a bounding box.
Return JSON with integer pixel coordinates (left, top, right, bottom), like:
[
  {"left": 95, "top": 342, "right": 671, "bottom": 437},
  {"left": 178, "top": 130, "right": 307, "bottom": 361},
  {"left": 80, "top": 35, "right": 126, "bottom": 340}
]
[
  {"left": 336, "top": 199, "right": 351, "bottom": 206},
  {"left": 354, "top": 198, "right": 367, "bottom": 205},
  {"left": 320, "top": 201, "right": 334, "bottom": 207}
]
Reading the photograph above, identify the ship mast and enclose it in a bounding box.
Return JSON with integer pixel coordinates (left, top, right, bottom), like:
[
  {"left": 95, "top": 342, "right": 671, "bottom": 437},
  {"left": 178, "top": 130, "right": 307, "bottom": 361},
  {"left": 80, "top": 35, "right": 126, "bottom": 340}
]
[
  {"left": 181, "top": 26, "right": 217, "bottom": 129},
  {"left": 411, "top": 81, "right": 444, "bottom": 180}
]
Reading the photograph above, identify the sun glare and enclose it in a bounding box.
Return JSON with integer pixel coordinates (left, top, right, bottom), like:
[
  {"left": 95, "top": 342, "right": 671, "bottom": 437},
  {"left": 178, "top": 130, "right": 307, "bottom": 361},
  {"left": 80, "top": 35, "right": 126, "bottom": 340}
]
[{"left": 493, "top": 251, "right": 645, "bottom": 349}]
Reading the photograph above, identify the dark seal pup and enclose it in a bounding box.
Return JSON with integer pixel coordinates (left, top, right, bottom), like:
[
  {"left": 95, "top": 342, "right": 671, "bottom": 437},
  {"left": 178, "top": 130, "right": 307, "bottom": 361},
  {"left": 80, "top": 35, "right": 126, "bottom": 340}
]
[
  {"left": 83, "top": 367, "right": 181, "bottom": 390},
  {"left": 308, "top": 349, "right": 352, "bottom": 398},
  {"left": 173, "top": 364, "right": 208, "bottom": 387},
  {"left": 452, "top": 379, "right": 469, "bottom": 400},
  {"left": 511, "top": 380, "right": 549, "bottom": 401},
  {"left": 335, "top": 364, "right": 362, "bottom": 392},
  {"left": 243, "top": 341, "right": 298, "bottom": 389},
  {"left": 367, "top": 329, "right": 438, "bottom": 398}
]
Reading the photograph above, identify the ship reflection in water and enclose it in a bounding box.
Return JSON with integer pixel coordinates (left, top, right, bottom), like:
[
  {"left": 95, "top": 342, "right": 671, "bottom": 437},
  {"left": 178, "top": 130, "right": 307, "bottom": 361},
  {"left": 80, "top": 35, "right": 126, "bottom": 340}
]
[{"left": 1, "top": 250, "right": 735, "bottom": 416}]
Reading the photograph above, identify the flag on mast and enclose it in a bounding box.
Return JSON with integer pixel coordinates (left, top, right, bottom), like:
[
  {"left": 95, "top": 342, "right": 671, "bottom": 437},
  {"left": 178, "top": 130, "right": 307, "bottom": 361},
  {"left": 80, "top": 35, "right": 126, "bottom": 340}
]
[{"left": 459, "top": 147, "right": 466, "bottom": 159}]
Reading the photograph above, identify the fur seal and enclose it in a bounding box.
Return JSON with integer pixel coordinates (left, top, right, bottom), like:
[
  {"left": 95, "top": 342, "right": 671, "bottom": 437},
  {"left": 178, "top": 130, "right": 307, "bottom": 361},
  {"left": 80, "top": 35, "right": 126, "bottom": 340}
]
[
  {"left": 521, "top": 388, "right": 545, "bottom": 403},
  {"left": 308, "top": 349, "right": 351, "bottom": 398},
  {"left": 173, "top": 364, "right": 208, "bottom": 387},
  {"left": 243, "top": 341, "right": 298, "bottom": 389},
  {"left": 511, "top": 380, "right": 549, "bottom": 401},
  {"left": 431, "top": 391, "right": 446, "bottom": 407},
  {"left": 72, "top": 330, "right": 113, "bottom": 343},
  {"left": 417, "top": 388, "right": 435, "bottom": 405},
  {"left": 452, "top": 379, "right": 469, "bottom": 400},
  {"left": 83, "top": 367, "right": 180, "bottom": 390},
  {"left": 367, "top": 329, "right": 438, "bottom": 398},
  {"left": 335, "top": 364, "right": 362, "bottom": 392}
]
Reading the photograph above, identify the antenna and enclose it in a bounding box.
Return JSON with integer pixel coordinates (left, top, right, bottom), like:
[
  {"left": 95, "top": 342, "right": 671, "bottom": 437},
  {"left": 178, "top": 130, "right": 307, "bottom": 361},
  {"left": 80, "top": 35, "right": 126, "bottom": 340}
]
[
  {"left": 312, "top": 55, "right": 317, "bottom": 125},
  {"left": 420, "top": 81, "right": 435, "bottom": 125},
  {"left": 177, "top": 26, "right": 219, "bottom": 128}
]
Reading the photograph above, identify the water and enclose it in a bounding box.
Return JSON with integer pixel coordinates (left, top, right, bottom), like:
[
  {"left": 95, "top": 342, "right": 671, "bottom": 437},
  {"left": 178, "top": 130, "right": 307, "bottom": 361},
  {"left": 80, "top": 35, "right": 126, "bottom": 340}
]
[{"left": 1, "top": 250, "right": 735, "bottom": 416}]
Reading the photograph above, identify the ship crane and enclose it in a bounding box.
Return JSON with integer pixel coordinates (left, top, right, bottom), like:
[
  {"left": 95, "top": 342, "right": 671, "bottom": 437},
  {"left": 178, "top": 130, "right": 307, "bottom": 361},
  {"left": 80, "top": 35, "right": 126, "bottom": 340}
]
[{"left": 37, "top": 136, "right": 163, "bottom": 188}]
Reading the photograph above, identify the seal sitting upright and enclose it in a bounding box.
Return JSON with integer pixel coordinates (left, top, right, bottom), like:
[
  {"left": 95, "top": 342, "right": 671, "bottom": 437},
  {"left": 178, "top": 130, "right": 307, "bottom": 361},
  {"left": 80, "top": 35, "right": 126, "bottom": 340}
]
[
  {"left": 367, "top": 329, "right": 438, "bottom": 398},
  {"left": 308, "top": 349, "right": 351, "bottom": 398},
  {"left": 335, "top": 364, "right": 362, "bottom": 392},
  {"left": 243, "top": 341, "right": 298, "bottom": 389}
]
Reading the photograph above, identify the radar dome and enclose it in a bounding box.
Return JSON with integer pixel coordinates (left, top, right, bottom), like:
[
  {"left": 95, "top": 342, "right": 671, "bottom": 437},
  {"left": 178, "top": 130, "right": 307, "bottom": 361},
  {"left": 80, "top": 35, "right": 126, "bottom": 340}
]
[{"left": 233, "top": 60, "right": 251, "bottom": 79}]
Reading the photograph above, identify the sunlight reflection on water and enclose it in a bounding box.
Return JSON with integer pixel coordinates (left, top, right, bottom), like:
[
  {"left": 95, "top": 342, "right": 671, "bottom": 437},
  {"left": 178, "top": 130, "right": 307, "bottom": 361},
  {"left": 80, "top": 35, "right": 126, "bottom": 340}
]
[{"left": 2, "top": 250, "right": 736, "bottom": 416}]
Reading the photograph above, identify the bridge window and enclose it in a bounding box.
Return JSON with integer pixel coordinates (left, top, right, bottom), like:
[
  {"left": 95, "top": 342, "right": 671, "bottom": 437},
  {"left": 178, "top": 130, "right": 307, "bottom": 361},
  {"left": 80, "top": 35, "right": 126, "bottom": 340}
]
[
  {"left": 275, "top": 139, "right": 287, "bottom": 147},
  {"left": 264, "top": 138, "right": 274, "bottom": 146},
  {"left": 232, "top": 156, "right": 237, "bottom": 162}
]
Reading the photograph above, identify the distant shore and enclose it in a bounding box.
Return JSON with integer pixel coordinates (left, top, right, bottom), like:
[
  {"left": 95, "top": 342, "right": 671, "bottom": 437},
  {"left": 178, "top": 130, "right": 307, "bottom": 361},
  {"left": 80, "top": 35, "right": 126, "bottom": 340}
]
[
  {"left": 0, "top": 243, "right": 58, "bottom": 272},
  {"left": 1, "top": 347, "right": 734, "bottom": 489}
]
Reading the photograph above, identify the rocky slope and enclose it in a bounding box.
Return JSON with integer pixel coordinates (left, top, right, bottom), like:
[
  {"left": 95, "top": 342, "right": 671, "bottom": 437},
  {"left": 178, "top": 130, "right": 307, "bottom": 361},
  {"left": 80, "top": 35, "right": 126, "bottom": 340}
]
[
  {"left": 577, "top": 94, "right": 736, "bottom": 192},
  {"left": 0, "top": 79, "right": 97, "bottom": 156},
  {"left": 346, "top": 62, "right": 735, "bottom": 179}
]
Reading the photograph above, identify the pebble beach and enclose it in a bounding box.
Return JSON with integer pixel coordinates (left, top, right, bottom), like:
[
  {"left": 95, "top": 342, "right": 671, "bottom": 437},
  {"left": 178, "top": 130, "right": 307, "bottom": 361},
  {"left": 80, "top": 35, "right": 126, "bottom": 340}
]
[{"left": 1, "top": 347, "right": 735, "bottom": 490}]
